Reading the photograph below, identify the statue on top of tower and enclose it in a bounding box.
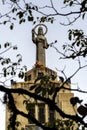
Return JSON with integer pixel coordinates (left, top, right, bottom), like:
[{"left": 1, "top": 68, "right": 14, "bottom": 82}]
[{"left": 32, "top": 24, "right": 49, "bottom": 67}]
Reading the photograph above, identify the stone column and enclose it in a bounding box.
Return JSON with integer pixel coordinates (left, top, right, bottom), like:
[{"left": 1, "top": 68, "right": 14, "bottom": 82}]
[
  {"left": 45, "top": 104, "right": 48, "bottom": 123},
  {"left": 35, "top": 105, "right": 38, "bottom": 120}
]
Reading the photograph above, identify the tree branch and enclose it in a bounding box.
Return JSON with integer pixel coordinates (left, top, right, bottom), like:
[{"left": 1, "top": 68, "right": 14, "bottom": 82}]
[{"left": 0, "top": 85, "right": 87, "bottom": 127}]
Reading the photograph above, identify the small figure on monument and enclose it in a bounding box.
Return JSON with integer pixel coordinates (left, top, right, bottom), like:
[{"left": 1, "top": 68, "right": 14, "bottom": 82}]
[{"left": 32, "top": 24, "right": 49, "bottom": 67}]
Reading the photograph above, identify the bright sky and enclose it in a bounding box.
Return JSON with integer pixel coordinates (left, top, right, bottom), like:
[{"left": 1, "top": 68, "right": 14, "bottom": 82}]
[{"left": 0, "top": 0, "right": 87, "bottom": 130}]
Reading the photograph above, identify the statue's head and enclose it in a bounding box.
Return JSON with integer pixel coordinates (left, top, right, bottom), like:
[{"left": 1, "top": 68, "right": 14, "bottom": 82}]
[{"left": 38, "top": 26, "right": 43, "bottom": 35}]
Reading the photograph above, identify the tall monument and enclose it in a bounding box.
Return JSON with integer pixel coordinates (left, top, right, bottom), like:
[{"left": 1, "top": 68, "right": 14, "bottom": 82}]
[
  {"left": 6, "top": 24, "right": 77, "bottom": 130},
  {"left": 32, "top": 24, "right": 49, "bottom": 66}
]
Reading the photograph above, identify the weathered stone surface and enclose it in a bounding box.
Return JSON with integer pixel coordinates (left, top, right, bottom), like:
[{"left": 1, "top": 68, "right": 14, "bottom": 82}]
[{"left": 32, "top": 24, "right": 49, "bottom": 66}]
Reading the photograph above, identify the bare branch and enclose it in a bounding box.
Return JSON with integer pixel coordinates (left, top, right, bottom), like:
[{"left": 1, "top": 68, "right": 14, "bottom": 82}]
[
  {"left": 62, "top": 86, "right": 87, "bottom": 94},
  {"left": 0, "top": 46, "right": 12, "bottom": 55},
  {"left": 50, "top": 0, "right": 58, "bottom": 14},
  {"left": 60, "top": 14, "right": 81, "bottom": 26}
]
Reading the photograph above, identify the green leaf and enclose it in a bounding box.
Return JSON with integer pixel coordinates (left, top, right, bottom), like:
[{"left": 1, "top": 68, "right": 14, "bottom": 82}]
[
  {"left": 4, "top": 42, "right": 10, "bottom": 48},
  {"left": 72, "top": 42, "right": 75, "bottom": 46},
  {"left": 0, "top": 57, "right": 3, "bottom": 60},
  {"left": 18, "top": 71, "right": 24, "bottom": 79},
  {"left": 42, "top": 88, "right": 46, "bottom": 96},
  {"left": 10, "top": 24, "right": 14, "bottom": 30},
  {"left": 62, "top": 44, "right": 67, "bottom": 50},
  {"left": 16, "top": 121, "right": 21, "bottom": 127},
  {"left": 28, "top": 16, "right": 34, "bottom": 21},
  {"left": 0, "top": 44, "right": 1, "bottom": 48},
  {"left": 26, "top": 3, "right": 29, "bottom": 10},
  {"left": 16, "top": 54, "right": 21, "bottom": 57},
  {"left": 28, "top": 9, "right": 32, "bottom": 16},
  {"left": 3, "top": 70, "right": 7, "bottom": 77},
  {"left": 77, "top": 105, "right": 87, "bottom": 116},
  {"left": 33, "top": 21, "right": 36, "bottom": 25},
  {"left": 10, "top": 72, "right": 13, "bottom": 75},
  {"left": 48, "top": 87, "right": 55, "bottom": 95},
  {"left": 35, "top": 85, "right": 42, "bottom": 94},
  {"left": 18, "top": 58, "right": 22, "bottom": 63},
  {"left": 70, "top": 97, "right": 82, "bottom": 106},
  {"left": 13, "top": 46, "right": 18, "bottom": 50},
  {"left": 55, "top": 40, "right": 57, "bottom": 43},
  {"left": 82, "top": 13, "right": 85, "bottom": 19},
  {"left": 69, "top": 1, "right": 73, "bottom": 6},
  {"left": 51, "top": 19, "right": 53, "bottom": 23},
  {"left": 40, "top": 17, "right": 46, "bottom": 22},
  {"left": 1, "top": 61, "right": 5, "bottom": 65},
  {"left": 68, "top": 30, "right": 72, "bottom": 40},
  {"left": 12, "top": 63, "right": 17, "bottom": 66},
  {"left": 3, "top": 21, "right": 7, "bottom": 25},
  {"left": 19, "top": 19, "right": 26, "bottom": 24},
  {"left": 6, "top": 58, "right": 11, "bottom": 64},
  {"left": 77, "top": 41, "right": 80, "bottom": 46},
  {"left": 12, "top": 7, "right": 17, "bottom": 13},
  {"left": 17, "top": 11, "right": 24, "bottom": 19},
  {"left": 30, "top": 85, "right": 36, "bottom": 91}
]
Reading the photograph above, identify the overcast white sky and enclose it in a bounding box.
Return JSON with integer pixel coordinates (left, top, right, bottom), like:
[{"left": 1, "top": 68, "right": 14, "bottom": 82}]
[{"left": 0, "top": 0, "right": 87, "bottom": 129}]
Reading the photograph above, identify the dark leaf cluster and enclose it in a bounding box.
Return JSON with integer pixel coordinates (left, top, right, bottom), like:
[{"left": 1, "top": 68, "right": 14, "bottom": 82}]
[
  {"left": 30, "top": 74, "right": 58, "bottom": 97},
  {"left": 63, "top": 29, "right": 87, "bottom": 59}
]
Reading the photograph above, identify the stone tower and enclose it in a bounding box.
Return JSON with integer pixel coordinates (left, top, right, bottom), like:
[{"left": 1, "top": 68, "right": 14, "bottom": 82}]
[{"left": 6, "top": 24, "right": 77, "bottom": 130}]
